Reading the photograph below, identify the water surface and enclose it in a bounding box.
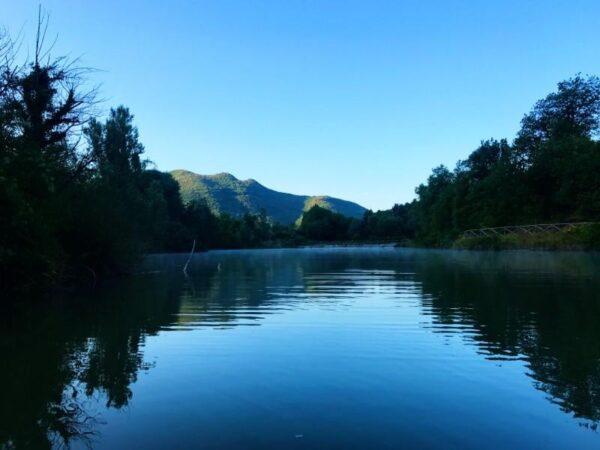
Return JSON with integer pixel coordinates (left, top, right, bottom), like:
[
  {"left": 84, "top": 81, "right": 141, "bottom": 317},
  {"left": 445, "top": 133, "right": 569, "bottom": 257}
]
[{"left": 2, "top": 247, "right": 600, "bottom": 449}]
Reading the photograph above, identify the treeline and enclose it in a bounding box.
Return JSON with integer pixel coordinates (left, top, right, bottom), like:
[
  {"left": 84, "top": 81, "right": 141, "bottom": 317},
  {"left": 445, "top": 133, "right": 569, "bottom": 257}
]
[
  {"left": 291, "top": 75, "right": 600, "bottom": 247},
  {"left": 412, "top": 74, "right": 600, "bottom": 245},
  {"left": 294, "top": 203, "right": 415, "bottom": 243},
  {"left": 357, "top": 75, "right": 600, "bottom": 247}
]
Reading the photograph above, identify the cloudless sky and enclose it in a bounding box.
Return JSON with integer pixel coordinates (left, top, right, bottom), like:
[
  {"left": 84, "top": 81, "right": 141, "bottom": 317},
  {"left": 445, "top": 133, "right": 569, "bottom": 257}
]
[{"left": 3, "top": 1, "right": 600, "bottom": 210}]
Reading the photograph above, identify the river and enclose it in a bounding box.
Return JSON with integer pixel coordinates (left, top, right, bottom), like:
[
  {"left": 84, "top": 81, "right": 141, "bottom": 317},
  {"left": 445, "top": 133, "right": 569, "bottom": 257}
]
[{"left": 2, "top": 247, "right": 600, "bottom": 449}]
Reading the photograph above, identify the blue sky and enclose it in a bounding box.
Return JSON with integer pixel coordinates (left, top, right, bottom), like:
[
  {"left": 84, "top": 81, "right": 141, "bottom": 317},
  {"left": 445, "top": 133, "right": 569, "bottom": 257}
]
[{"left": 3, "top": 1, "right": 600, "bottom": 210}]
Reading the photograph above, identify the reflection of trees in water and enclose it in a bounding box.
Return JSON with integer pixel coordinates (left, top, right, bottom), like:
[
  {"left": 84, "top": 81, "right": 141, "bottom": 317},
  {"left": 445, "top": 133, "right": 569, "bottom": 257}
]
[
  {"left": 46, "top": 383, "right": 100, "bottom": 449},
  {"left": 0, "top": 276, "right": 183, "bottom": 449},
  {"left": 194, "top": 249, "right": 600, "bottom": 427},
  {"left": 3, "top": 249, "right": 600, "bottom": 447},
  {"left": 0, "top": 252, "right": 291, "bottom": 449},
  {"left": 178, "top": 250, "right": 398, "bottom": 327},
  {"left": 413, "top": 252, "right": 600, "bottom": 424}
]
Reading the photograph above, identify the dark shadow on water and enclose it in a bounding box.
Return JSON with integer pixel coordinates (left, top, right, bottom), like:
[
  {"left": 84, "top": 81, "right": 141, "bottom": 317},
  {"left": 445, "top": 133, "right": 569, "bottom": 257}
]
[{"left": 0, "top": 276, "right": 183, "bottom": 449}]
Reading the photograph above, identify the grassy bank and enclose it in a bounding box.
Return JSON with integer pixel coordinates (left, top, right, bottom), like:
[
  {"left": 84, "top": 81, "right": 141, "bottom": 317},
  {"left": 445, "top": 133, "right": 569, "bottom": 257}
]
[{"left": 453, "top": 224, "right": 600, "bottom": 251}]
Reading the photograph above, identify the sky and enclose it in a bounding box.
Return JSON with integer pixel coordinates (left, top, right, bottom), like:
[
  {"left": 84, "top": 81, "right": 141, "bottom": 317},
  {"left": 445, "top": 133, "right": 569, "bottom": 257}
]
[{"left": 3, "top": 1, "right": 600, "bottom": 210}]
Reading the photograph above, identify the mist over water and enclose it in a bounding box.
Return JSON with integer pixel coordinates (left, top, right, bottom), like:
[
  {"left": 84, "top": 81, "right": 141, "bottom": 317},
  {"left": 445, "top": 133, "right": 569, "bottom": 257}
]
[{"left": 2, "top": 247, "right": 600, "bottom": 449}]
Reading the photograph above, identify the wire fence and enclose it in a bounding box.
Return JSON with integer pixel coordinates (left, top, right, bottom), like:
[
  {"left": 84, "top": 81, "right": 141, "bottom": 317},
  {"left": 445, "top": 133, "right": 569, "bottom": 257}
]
[{"left": 461, "top": 222, "right": 596, "bottom": 239}]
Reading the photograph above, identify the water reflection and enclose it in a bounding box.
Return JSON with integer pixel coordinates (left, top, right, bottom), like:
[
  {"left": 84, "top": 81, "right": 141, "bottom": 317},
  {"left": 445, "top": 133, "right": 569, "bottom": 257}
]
[
  {"left": 1, "top": 248, "right": 600, "bottom": 448},
  {"left": 0, "top": 277, "right": 183, "bottom": 448},
  {"left": 413, "top": 251, "right": 600, "bottom": 425}
]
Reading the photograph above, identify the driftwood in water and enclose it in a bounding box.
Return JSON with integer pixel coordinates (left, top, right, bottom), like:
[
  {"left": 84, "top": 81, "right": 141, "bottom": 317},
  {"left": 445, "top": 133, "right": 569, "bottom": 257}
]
[{"left": 183, "top": 239, "right": 196, "bottom": 276}]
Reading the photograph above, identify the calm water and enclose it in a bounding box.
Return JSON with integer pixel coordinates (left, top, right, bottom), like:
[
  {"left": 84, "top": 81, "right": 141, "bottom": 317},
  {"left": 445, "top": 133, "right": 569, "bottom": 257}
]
[{"left": 2, "top": 247, "right": 600, "bottom": 449}]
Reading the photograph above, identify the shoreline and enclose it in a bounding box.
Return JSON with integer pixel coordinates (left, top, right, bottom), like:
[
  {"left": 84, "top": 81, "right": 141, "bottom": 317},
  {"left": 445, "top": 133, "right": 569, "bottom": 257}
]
[{"left": 452, "top": 225, "right": 600, "bottom": 252}]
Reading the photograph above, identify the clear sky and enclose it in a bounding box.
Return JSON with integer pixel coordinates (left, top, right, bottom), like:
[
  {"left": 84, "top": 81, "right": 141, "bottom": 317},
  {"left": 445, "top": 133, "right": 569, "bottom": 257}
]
[{"left": 3, "top": 1, "right": 600, "bottom": 210}]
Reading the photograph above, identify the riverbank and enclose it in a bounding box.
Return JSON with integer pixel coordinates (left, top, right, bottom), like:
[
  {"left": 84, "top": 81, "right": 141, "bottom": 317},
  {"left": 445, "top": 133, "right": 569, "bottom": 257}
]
[{"left": 452, "top": 223, "right": 600, "bottom": 251}]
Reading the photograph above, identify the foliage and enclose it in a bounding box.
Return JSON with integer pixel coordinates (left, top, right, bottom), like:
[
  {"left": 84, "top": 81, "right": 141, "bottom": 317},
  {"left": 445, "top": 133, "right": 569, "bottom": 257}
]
[
  {"left": 298, "top": 205, "right": 353, "bottom": 241},
  {"left": 400, "top": 75, "right": 600, "bottom": 247},
  {"left": 0, "top": 28, "right": 96, "bottom": 291},
  {"left": 357, "top": 203, "right": 416, "bottom": 242}
]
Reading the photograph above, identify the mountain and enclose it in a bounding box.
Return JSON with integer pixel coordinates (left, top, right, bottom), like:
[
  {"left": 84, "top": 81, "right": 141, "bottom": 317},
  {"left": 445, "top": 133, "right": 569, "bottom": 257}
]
[{"left": 170, "top": 170, "right": 367, "bottom": 224}]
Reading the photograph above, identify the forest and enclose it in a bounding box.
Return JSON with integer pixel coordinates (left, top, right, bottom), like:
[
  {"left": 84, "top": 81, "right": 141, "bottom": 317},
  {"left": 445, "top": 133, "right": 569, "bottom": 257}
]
[
  {"left": 226, "top": 72, "right": 600, "bottom": 250},
  {"left": 407, "top": 74, "right": 600, "bottom": 247},
  {"left": 1, "top": 26, "right": 600, "bottom": 294}
]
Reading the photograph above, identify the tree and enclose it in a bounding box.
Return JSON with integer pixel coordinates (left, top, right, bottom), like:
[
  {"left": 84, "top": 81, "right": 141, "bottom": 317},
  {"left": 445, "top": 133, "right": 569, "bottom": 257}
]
[
  {"left": 71, "top": 106, "right": 160, "bottom": 273},
  {"left": 516, "top": 75, "right": 600, "bottom": 157},
  {"left": 298, "top": 205, "right": 352, "bottom": 241},
  {"left": 0, "top": 20, "right": 95, "bottom": 291},
  {"left": 87, "top": 107, "right": 144, "bottom": 182},
  {"left": 413, "top": 165, "right": 455, "bottom": 244}
]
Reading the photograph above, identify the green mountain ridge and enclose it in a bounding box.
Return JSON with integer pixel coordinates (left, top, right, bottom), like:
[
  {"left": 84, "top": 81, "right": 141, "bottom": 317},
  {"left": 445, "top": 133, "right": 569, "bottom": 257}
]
[{"left": 171, "top": 169, "right": 367, "bottom": 224}]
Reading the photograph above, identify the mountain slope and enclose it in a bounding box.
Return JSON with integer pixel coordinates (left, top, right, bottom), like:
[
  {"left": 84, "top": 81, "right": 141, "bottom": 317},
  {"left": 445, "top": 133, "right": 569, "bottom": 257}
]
[{"left": 171, "top": 170, "right": 367, "bottom": 224}]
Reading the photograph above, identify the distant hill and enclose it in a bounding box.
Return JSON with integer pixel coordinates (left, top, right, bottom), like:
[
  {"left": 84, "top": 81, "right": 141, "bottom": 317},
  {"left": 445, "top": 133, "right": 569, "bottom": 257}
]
[{"left": 170, "top": 170, "right": 367, "bottom": 224}]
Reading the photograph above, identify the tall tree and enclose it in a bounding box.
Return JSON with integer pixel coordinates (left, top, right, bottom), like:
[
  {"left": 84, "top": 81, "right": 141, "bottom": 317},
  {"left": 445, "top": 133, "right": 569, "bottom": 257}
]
[{"left": 516, "top": 75, "right": 600, "bottom": 157}]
